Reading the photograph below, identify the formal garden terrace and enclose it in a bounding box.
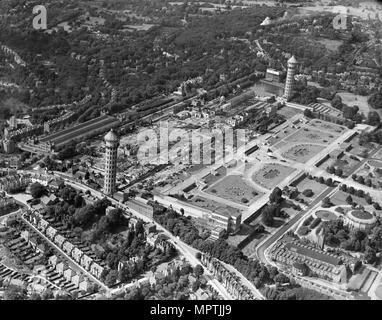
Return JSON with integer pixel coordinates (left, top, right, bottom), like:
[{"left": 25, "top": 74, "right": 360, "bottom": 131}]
[
  {"left": 251, "top": 163, "right": 296, "bottom": 190},
  {"left": 307, "top": 119, "right": 347, "bottom": 136},
  {"left": 270, "top": 119, "right": 350, "bottom": 158},
  {"left": 283, "top": 126, "right": 340, "bottom": 146},
  {"left": 205, "top": 174, "right": 264, "bottom": 206},
  {"left": 282, "top": 144, "right": 326, "bottom": 163}
]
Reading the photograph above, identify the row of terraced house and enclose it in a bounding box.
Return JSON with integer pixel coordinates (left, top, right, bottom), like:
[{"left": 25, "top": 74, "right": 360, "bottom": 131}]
[
  {"left": 201, "top": 253, "right": 254, "bottom": 300},
  {"left": 22, "top": 211, "right": 105, "bottom": 280}
]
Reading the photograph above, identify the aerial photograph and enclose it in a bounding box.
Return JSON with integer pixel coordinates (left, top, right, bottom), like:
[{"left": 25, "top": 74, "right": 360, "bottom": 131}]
[{"left": 0, "top": 0, "right": 382, "bottom": 304}]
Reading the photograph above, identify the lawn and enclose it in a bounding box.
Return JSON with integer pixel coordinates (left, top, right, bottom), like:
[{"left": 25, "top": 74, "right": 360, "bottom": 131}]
[
  {"left": 283, "top": 144, "right": 325, "bottom": 163},
  {"left": 251, "top": 163, "right": 295, "bottom": 190},
  {"left": 206, "top": 175, "right": 263, "bottom": 205},
  {"left": 330, "top": 190, "right": 368, "bottom": 207},
  {"left": 277, "top": 106, "right": 303, "bottom": 119},
  {"left": 316, "top": 38, "right": 343, "bottom": 52},
  {"left": 351, "top": 210, "right": 373, "bottom": 220},
  {"left": 336, "top": 92, "right": 374, "bottom": 116},
  {"left": 316, "top": 210, "right": 338, "bottom": 221},
  {"left": 295, "top": 177, "right": 328, "bottom": 203}
]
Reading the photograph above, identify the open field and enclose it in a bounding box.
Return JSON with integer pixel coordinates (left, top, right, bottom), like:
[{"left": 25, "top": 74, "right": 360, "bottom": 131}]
[
  {"left": 295, "top": 177, "right": 328, "bottom": 203},
  {"left": 251, "top": 163, "right": 295, "bottom": 190},
  {"left": 315, "top": 210, "right": 338, "bottom": 221},
  {"left": 283, "top": 144, "right": 325, "bottom": 163},
  {"left": 336, "top": 92, "right": 373, "bottom": 116},
  {"left": 0, "top": 97, "right": 29, "bottom": 117},
  {"left": 206, "top": 175, "right": 264, "bottom": 205},
  {"left": 277, "top": 106, "right": 303, "bottom": 119},
  {"left": 316, "top": 38, "right": 343, "bottom": 52},
  {"left": 330, "top": 190, "right": 369, "bottom": 207},
  {"left": 284, "top": 126, "right": 338, "bottom": 145}
]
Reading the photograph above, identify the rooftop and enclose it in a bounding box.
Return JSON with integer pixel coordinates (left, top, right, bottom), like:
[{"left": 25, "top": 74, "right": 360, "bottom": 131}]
[
  {"left": 285, "top": 241, "right": 341, "bottom": 266},
  {"left": 104, "top": 129, "right": 119, "bottom": 142},
  {"left": 288, "top": 55, "right": 298, "bottom": 65}
]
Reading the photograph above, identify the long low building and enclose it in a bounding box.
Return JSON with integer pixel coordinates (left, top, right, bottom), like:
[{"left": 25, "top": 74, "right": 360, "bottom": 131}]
[
  {"left": 269, "top": 237, "right": 350, "bottom": 284},
  {"left": 153, "top": 193, "right": 241, "bottom": 237},
  {"left": 37, "top": 114, "right": 120, "bottom": 151}
]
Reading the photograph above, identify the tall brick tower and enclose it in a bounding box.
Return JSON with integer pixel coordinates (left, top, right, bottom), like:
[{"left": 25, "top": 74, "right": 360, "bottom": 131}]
[
  {"left": 284, "top": 55, "right": 298, "bottom": 101},
  {"left": 103, "top": 129, "right": 119, "bottom": 195}
]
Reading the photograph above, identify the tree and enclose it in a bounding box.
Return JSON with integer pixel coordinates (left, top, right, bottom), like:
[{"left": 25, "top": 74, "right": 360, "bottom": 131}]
[
  {"left": 346, "top": 195, "right": 353, "bottom": 204},
  {"left": 192, "top": 279, "right": 201, "bottom": 292},
  {"left": 302, "top": 189, "right": 314, "bottom": 197},
  {"left": 340, "top": 184, "right": 348, "bottom": 192},
  {"left": 356, "top": 176, "right": 365, "bottom": 185},
  {"left": 41, "top": 289, "right": 54, "bottom": 300},
  {"left": 327, "top": 166, "right": 335, "bottom": 174},
  {"left": 30, "top": 182, "right": 46, "bottom": 198},
  {"left": 304, "top": 108, "right": 313, "bottom": 118},
  {"left": 269, "top": 187, "right": 283, "bottom": 204},
  {"left": 29, "top": 293, "right": 41, "bottom": 300},
  {"left": 4, "top": 285, "right": 27, "bottom": 300},
  {"left": 193, "top": 265, "right": 204, "bottom": 277},
  {"left": 367, "top": 111, "right": 381, "bottom": 126},
  {"left": 356, "top": 189, "right": 364, "bottom": 198},
  {"left": 364, "top": 246, "right": 377, "bottom": 264},
  {"left": 335, "top": 168, "right": 343, "bottom": 177},
  {"left": 331, "top": 95, "right": 343, "bottom": 110},
  {"left": 105, "top": 270, "right": 119, "bottom": 287},
  {"left": 322, "top": 197, "right": 332, "bottom": 208}
]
